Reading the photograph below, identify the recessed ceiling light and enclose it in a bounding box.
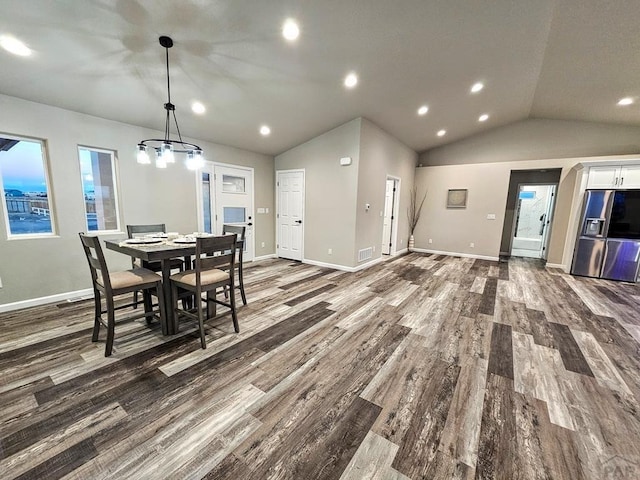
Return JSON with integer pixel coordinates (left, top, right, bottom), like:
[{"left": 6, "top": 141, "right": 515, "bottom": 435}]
[
  {"left": 418, "top": 105, "right": 429, "bottom": 116},
  {"left": 282, "top": 18, "right": 300, "bottom": 41},
  {"left": 0, "top": 35, "right": 32, "bottom": 56},
  {"left": 191, "top": 101, "right": 206, "bottom": 114},
  {"left": 344, "top": 72, "right": 358, "bottom": 88},
  {"left": 260, "top": 125, "right": 271, "bottom": 136},
  {"left": 471, "top": 82, "right": 484, "bottom": 94},
  {"left": 478, "top": 114, "right": 489, "bottom": 122},
  {"left": 618, "top": 97, "right": 634, "bottom": 106},
  {"left": 437, "top": 129, "right": 446, "bottom": 137}
]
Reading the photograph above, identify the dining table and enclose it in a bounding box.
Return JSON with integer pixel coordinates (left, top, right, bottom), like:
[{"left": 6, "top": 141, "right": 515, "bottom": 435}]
[{"left": 105, "top": 235, "right": 243, "bottom": 335}]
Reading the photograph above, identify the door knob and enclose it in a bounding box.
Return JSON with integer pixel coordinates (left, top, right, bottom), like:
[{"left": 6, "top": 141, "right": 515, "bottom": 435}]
[
  {"left": 247, "top": 223, "right": 253, "bottom": 226},
  {"left": 295, "top": 220, "right": 302, "bottom": 224}
]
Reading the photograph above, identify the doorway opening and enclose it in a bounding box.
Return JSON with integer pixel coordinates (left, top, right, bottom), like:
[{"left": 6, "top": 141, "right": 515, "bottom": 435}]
[
  {"left": 382, "top": 176, "right": 400, "bottom": 255},
  {"left": 499, "top": 168, "right": 562, "bottom": 260},
  {"left": 511, "top": 184, "right": 557, "bottom": 259}
]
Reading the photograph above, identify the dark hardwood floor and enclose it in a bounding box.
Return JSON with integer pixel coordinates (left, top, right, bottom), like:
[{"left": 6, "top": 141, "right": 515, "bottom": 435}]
[{"left": 1, "top": 253, "right": 640, "bottom": 479}]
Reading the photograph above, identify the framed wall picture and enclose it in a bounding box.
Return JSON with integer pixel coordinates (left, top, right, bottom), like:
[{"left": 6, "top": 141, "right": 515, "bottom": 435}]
[{"left": 447, "top": 189, "right": 468, "bottom": 208}]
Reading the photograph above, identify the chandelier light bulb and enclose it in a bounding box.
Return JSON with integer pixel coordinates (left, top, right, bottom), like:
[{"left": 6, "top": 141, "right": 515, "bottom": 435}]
[
  {"left": 161, "top": 142, "right": 175, "bottom": 163},
  {"left": 155, "top": 153, "right": 167, "bottom": 169},
  {"left": 186, "top": 150, "right": 205, "bottom": 171},
  {"left": 194, "top": 149, "right": 205, "bottom": 169},
  {"left": 136, "top": 144, "right": 150, "bottom": 164}
]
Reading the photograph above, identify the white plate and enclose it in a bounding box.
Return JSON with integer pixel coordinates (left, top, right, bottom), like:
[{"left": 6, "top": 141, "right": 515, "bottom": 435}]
[
  {"left": 173, "top": 237, "right": 196, "bottom": 244},
  {"left": 125, "top": 238, "right": 163, "bottom": 245}
]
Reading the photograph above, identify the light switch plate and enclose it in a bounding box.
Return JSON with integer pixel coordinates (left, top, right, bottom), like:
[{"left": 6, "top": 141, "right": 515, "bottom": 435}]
[
  {"left": 257, "top": 207, "right": 265, "bottom": 214},
  {"left": 487, "top": 213, "right": 496, "bottom": 220}
]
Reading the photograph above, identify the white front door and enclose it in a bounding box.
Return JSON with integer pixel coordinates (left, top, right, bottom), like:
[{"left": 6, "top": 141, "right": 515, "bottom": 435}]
[
  {"left": 214, "top": 164, "right": 254, "bottom": 261},
  {"left": 277, "top": 170, "right": 304, "bottom": 261}
]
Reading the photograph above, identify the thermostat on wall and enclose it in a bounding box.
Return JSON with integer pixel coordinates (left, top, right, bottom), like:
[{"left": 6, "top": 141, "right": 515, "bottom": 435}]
[{"left": 340, "top": 157, "right": 352, "bottom": 166}]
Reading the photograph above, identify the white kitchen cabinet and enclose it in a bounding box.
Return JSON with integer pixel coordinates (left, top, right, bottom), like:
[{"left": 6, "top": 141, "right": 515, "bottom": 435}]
[
  {"left": 619, "top": 165, "right": 640, "bottom": 188},
  {"left": 587, "top": 164, "right": 640, "bottom": 189}
]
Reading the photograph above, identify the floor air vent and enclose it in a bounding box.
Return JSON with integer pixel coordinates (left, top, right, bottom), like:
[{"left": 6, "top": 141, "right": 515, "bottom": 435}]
[{"left": 358, "top": 247, "right": 373, "bottom": 262}]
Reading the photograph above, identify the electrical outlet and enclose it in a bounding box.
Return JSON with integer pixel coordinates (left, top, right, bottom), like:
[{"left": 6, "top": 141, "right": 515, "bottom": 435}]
[
  {"left": 470, "top": 242, "right": 475, "bottom": 248},
  {"left": 373, "top": 245, "right": 376, "bottom": 252},
  {"left": 0, "top": 275, "right": 3, "bottom": 288},
  {"left": 265, "top": 207, "right": 269, "bottom": 214},
  {"left": 328, "top": 248, "right": 332, "bottom": 255},
  {"left": 428, "top": 238, "right": 433, "bottom": 244},
  {"left": 261, "top": 242, "right": 265, "bottom": 248}
]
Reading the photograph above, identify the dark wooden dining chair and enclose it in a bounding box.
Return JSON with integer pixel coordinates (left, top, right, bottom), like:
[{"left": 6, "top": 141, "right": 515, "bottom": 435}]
[
  {"left": 126, "top": 223, "right": 184, "bottom": 308},
  {"left": 222, "top": 224, "right": 247, "bottom": 305},
  {"left": 79, "top": 233, "right": 165, "bottom": 357},
  {"left": 170, "top": 234, "right": 238, "bottom": 349}
]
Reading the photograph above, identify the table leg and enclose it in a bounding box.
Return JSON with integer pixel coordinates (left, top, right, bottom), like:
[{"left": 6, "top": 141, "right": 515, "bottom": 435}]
[
  {"left": 183, "top": 255, "right": 193, "bottom": 310},
  {"left": 160, "top": 259, "right": 175, "bottom": 335}
]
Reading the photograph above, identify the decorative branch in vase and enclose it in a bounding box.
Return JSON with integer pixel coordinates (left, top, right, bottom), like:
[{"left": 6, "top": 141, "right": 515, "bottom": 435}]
[{"left": 407, "top": 186, "right": 426, "bottom": 251}]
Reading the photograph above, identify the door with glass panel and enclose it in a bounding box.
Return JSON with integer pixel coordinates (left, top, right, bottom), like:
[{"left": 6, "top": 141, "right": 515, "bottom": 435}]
[{"left": 213, "top": 165, "right": 254, "bottom": 261}]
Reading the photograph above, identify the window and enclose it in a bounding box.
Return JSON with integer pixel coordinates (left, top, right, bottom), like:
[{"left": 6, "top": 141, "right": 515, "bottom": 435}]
[
  {"left": 202, "top": 172, "right": 212, "bottom": 233},
  {"left": 79, "top": 147, "right": 119, "bottom": 232},
  {"left": 223, "top": 206, "right": 246, "bottom": 223},
  {"left": 0, "top": 135, "right": 55, "bottom": 237},
  {"left": 222, "top": 174, "right": 245, "bottom": 193}
]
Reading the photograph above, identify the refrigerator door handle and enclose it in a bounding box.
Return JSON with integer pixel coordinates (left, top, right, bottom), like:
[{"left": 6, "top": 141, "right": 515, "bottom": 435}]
[{"left": 600, "top": 239, "right": 609, "bottom": 278}]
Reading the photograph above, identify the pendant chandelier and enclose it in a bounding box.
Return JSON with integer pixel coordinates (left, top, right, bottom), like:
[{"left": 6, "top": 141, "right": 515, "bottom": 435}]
[{"left": 136, "top": 36, "right": 204, "bottom": 171}]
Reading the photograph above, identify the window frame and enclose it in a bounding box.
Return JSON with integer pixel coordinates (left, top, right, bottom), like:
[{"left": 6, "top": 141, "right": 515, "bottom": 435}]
[
  {"left": 0, "top": 133, "right": 57, "bottom": 240},
  {"left": 77, "top": 145, "right": 122, "bottom": 234}
]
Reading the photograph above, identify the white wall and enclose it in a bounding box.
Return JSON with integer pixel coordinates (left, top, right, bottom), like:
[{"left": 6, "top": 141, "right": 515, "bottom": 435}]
[
  {"left": 420, "top": 118, "right": 640, "bottom": 166},
  {"left": 413, "top": 154, "right": 640, "bottom": 267},
  {"left": 274, "top": 118, "right": 417, "bottom": 269},
  {"left": 355, "top": 119, "right": 417, "bottom": 260},
  {"left": 275, "top": 119, "right": 361, "bottom": 267},
  {"left": 0, "top": 94, "right": 274, "bottom": 307},
  {"left": 415, "top": 118, "right": 640, "bottom": 267}
]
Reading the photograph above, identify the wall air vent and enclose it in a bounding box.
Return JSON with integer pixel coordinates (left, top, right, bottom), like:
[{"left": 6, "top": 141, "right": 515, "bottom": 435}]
[{"left": 358, "top": 247, "right": 373, "bottom": 262}]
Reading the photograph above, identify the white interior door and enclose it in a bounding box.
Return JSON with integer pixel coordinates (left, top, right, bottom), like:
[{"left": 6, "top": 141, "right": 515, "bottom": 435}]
[
  {"left": 277, "top": 170, "right": 304, "bottom": 261},
  {"left": 214, "top": 164, "right": 254, "bottom": 261},
  {"left": 382, "top": 179, "right": 395, "bottom": 254}
]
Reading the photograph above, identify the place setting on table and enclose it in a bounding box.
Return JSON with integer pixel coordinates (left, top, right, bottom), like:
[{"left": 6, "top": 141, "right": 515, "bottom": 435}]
[{"left": 120, "top": 231, "right": 209, "bottom": 247}]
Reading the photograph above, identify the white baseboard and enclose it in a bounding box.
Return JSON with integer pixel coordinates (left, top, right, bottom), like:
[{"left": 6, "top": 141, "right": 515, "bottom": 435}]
[
  {"left": 303, "top": 256, "right": 384, "bottom": 272},
  {"left": 545, "top": 263, "right": 567, "bottom": 271},
  {"left": 252, "top": 254, "right": 277, "bottom": 262},
  {"left": 0, "top": 288, "right": 94, "bottom": 314},
  {"left": 411, "top": 248, "right": 499, "bottom": 262}
]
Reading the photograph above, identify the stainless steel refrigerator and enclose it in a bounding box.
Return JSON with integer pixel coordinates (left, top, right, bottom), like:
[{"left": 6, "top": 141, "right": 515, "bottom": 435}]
[{"left": 571, "top": 189, "right": 640, "bottom": 282}]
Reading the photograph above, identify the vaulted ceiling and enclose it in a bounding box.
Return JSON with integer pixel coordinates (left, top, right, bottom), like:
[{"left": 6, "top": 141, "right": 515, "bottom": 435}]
[{"left": 1, "top": 0, "right": 639, "bottom": 156}]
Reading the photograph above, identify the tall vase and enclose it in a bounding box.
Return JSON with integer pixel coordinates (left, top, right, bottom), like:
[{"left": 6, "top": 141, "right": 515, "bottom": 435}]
[{"left": 408, "top": 234, "right": 415, "bottom": 252}]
